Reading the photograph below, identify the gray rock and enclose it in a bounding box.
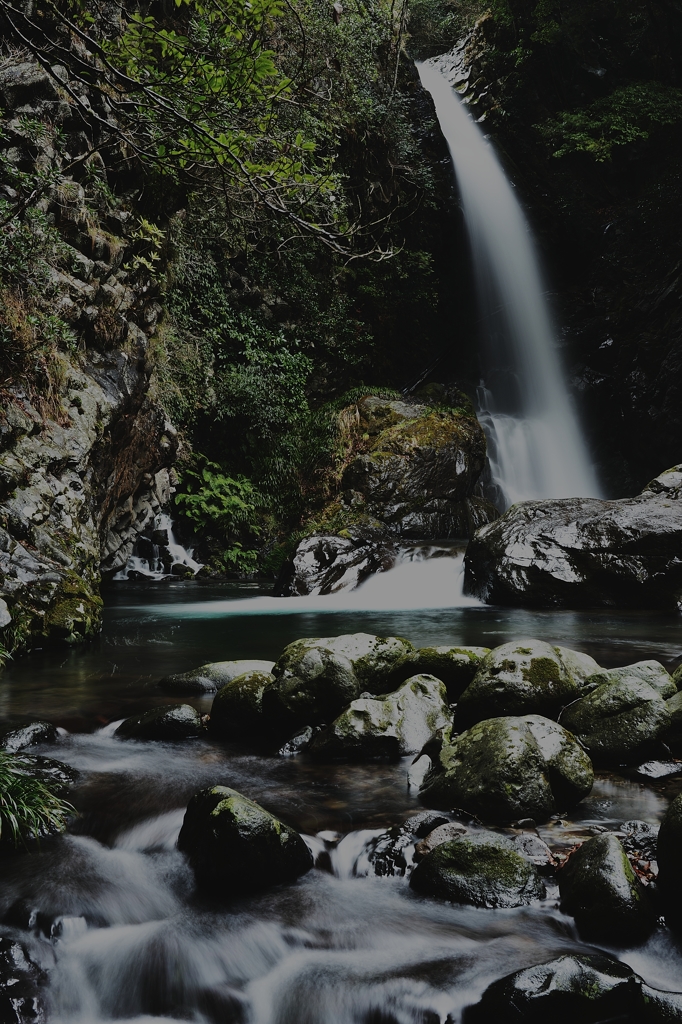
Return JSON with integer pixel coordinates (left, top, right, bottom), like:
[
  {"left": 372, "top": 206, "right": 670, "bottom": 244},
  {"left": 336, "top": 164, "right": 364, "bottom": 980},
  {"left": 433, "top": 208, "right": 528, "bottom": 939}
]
[
  {"left": 387, "top": 645, "right": 490, "bottom": 700},
  {"left": 160, "top": 659, "right": 275, "bottom": 694},
  {"left": 584, "top": 660, "right": 676, "bottom": 699},
  {"left": 656, "top": 792, "right": 682, "bottom": 931},
  {"left": 0, "top": 937, "right": 48, "bottom": 1024},
  {"left": 10, "top": 754, "right": 79, "bottom": 795},
  {"left": 275, "top": 533, "right": 400, "bottom": 596},
  {"left": 208, "top": 671, "right": 277, "bottom": 740},
  {"left": 410, "top": 832, "right": 545, "bottom": 907},
  {"left": 560, "top": 676, "right": 671, "bottom": 765},
  {"left": 620, "top": 820, "right": 658, "bottom": 862},
  {"left": 420, "top": 715, "right": 593, "bottom": 824},
  {"left": 511, "top": 832, "right": 557, "bottom": 873},
  {"left": 0, "top": 720, "right": 58, "bottom": 753},
  {"left": 309, "top": 674, "right": 452, "bottom": 761},
  {"left": 177, "top": 786, "right": 313, "bottom": 895},
  {"left": 555, "top": 646, "right": 602, "bottom": 686},
  {"left": 664, "top": 689, "right": 682, "bottom": 755},
  {"left": 558, "top": 833, "right": 656, "bottom": 944},
  {"left": 465, "top": 465, "right": 682, "bottom": 609},
  {"left": 414, "top": 822, "right": 468, "bottom": 861},
  {"left": 0, "top": 598, "right": 11, "bottom": 629},
  {"left": 115, "top": 704, "right": 203, "bottom": 741}
]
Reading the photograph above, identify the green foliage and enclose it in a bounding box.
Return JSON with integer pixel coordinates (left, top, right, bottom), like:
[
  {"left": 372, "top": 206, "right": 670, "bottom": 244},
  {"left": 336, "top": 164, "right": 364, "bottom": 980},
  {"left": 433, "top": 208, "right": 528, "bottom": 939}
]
[
  {"left": 0, "top": 644, "right": 10, "bottom": 670},
  {"left": 538, "top": 83, "right": 682, "bottom": 160},
  {"left": 0, "top": 753, "right": 73, "bottom": 848},
  {"left": 175, "top": 458, "right": 262, "bottom": 535}
]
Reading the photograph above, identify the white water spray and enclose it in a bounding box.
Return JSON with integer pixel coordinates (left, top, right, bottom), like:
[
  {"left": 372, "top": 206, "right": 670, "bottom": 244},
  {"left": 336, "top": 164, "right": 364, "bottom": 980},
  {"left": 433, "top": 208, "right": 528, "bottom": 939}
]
[
  {"left": 417, "top": 61, "right": 600, "bottom": 507},
  {"left": 114, "top": 511, "right": 202, "bottom": 580}
]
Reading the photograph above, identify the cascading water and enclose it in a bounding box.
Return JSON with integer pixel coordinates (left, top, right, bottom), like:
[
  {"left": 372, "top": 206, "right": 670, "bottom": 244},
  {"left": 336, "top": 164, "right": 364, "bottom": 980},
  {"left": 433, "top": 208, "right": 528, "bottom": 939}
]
[
  {"left": 417, "top": 61, "right": 600, "bottom": 508},
  {"left": 114, "top": 511, "right": 203, "bottom": 580}
]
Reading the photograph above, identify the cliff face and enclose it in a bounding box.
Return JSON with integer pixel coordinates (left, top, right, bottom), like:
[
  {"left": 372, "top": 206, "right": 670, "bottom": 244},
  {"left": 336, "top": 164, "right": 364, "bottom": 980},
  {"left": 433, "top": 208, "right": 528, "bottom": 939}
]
[{"left": 0, "top": 59, "right": 177, "bottom": 652}]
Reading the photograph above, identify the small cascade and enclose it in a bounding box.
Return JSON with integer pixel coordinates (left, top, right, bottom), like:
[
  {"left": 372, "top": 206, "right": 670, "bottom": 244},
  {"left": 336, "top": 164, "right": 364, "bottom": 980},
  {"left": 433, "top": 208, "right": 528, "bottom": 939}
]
[
  {"left": 417, "top": 60, "right": 601, "bottom": 508},
  {"left": 114, "top": 511, "right": 203, "bottom": 581}
]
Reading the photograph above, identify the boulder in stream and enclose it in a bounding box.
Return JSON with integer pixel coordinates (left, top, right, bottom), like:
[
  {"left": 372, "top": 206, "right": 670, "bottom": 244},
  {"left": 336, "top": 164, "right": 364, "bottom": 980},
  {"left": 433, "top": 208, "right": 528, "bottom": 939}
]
[
  {"left": 177, "top": 786, "right": 313, "bottom": 895},
  {"left": 386, "top": 646, "right": 490, "bottom": 701},
  {"left": 410, "top": 832, "right": 545, "bottom": 907},
  {"left": 583, "top": 660, "right": 676, "bottom": 699},
  {"left": 558, "top": 833, "right": 656, "bottom": 944},
  {"left": 560, "top": 675, "right": 671, "bottom": 765},
  {"left": 420, "top": 714, "right": 593, "bottom": 824},
  {"left": 116, "top": 704, "right": 203, "bottom": 741},
  {"left": 0, "top": 720, "right": 58, "bottom": 753},
  {"left": 208, "top": 671, "right": 277, "bottom": 740},
  {"left": 160, "top": 660, "right": 275, "bottom": 694},
  {"left": 0, "top": 936, "right": 48, "bottom": 1024},
  {"left": 10, "top": 754, "right": 78, "bottom": 795},
  {"left": 309, "top": 674, "right": 452, "bottom": 761},
  {"left": 663, "top": 690, "right": 682, "bottom": 755},
  {"left": 464, "top": 465, "right": 682, "bottom": 609}
]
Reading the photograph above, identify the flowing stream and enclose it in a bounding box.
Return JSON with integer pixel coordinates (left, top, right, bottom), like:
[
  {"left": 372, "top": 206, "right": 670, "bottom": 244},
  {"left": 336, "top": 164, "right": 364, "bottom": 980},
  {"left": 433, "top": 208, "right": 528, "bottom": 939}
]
[{"left": 417, "top": 61, "right": 600, "bottom": 507}]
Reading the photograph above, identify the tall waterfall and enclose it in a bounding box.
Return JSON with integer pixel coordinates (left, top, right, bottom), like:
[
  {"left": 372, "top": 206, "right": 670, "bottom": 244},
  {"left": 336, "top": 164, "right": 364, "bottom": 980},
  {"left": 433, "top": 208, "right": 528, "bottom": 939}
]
[{"left": 417, "top": 61, "right": 600, "bottom": 507}]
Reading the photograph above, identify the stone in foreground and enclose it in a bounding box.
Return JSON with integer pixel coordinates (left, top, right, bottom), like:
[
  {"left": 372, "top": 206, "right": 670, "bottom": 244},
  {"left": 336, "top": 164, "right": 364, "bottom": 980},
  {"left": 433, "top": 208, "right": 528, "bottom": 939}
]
[
  {"left": 0, "top": 720, "right": 58, "bottom": 753},
  {"left": 387, "top": 646, "right": 490, "bottom": 700},
  {"left": 420, "top": 715, "right": 593, "bottom": 824},
  {"left": 208, "top": 671, "right": 277, "bottom": 740},
  {"left": 410, "top": 833, "right": 544, "bottom": 907},
  {"left": 177, "top": 786, "right": 312, "bottom": 895},
  {"left": 309, "top": 674, "right": 451, "bottom": 761},
  {"left": 160, "top": 660, "right": 275, "bottom": 694},
  {"left": 558, "top": 833, "right": 656, "bottom": 945},
  {"left": 116, "top": 704, "right": 203, "bottom": 741}
]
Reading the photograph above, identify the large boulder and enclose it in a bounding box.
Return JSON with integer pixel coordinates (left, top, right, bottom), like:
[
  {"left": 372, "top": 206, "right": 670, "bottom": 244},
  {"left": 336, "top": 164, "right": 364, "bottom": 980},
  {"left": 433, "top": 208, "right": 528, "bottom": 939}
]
[
  {"left": 656, "top": 792, "right": 682, "bottom": 930},
  {"left": 386, "top": 646, "right": 490, "bottom": 700},
  {"left": 410, "top": 832, "right": 544, "bottom": 907},
  {"left": 0, "top": 936, "right": 48, "bottom": 1024},
  {"left": 464, "top": 465, "right": 682, "bottom": 609},
  {"left": 160, "top": 660, "right": 275, "bottom": 694},
  {"left": 559, "top": 833, "right": 656, "bottom": 944},
  {"left": 420, "top": 715, "right": 593, "bottom": 824},
  {"left": 0, "top": 720, "right": 58, "bottom": 753},
  {"left": 584, "top": 660, "right": 676, "bottom": 699},
  {"left": 115, "top": 704, "right": 203, "bottom": 741},
  {"left": 457, "top": 640, "right": 585, "bottom": 725},
  {"left": 275, "top": 532, "right": 400, "bottom": 596},
  {"left": 208, "top": 671, "right": 277, "bottom": 740},
  {"left": 309, "top": 674, "right": 451, "bottom": 761},
  {"left": 177, "top": 786, "right": 312, "bottom": 895},
  {"left": 664, "top": 690, "right": 682, "bottom": 755},
  {"left": 560, "top": 676, "right": 671, "bottom": 765},
  {"left": 265, "top": 633, "right": 414, "bottom": 728}
]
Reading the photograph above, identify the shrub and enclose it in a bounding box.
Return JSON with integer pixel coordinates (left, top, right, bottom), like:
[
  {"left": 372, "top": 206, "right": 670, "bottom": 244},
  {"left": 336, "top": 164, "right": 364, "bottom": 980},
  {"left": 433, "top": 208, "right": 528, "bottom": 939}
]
[{"left": 0, "top": 753, "right": 73, "bottom": 847}]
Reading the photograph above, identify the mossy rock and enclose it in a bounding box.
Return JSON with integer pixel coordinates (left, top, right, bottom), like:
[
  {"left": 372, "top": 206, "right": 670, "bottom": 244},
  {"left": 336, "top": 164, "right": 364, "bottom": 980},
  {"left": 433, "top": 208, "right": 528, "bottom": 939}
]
[
  {"left": 161, "top": 659, "right": 275, "bottom": 694},
  {"left": 42, "top": 587, "right": 102, "bottom": 645},
  {"left": 177, "top": 785, "right": 313, "bottom": 896},
  {"left": 583, "top": 660, "right": 676, "bottom": 699},
  {"left": 386, "top": 646, "right": 491, "bottom": 700},
  {"left": 115, "top": 704, "right": 203, "bottom": 741},
  {"left": 410, "top": 832, "right": 544, "bottom": 908},
  {"left": 664, "top": 690, "right": 682, "bottom": 755},
  {"left": 208, "top": 671, "right": 277, "bottom": 740},
  {"left": 559, "top": 833, "right": 656, "bottom": 945}
]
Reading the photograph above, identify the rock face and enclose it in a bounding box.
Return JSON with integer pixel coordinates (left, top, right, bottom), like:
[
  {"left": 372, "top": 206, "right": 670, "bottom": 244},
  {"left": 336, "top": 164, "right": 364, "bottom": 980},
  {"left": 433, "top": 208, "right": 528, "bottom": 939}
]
[
  {"left": 656, "top": 792, "right": 682, "bottom": 930},
  {"left": 558, "top": 833, "right": 656, "bottom": 944},
  {"left": 410, "top": 833, "right": 544, "bottom": 907},
  {"left": 309, "top": 674, "right": 451, "bottom": 761},
  {"left": 457, "top": 640, "right": 585, "bottom": 725},
  {"left": 177, "top": 786, "right": 313, "bottom": 895},
  {"left": 208, "top": 671, "right": 277, "bottom": 740},
  {"left": 464, "top": 466, "right": 682, "bottom": 609},
  {"left": 560, "top": 675, "right": 671, "bottom": 765},
  {"left": 161, "top": 660, "right": 275, "bottom": 695},
  {"left": 387, "top": 646, "right": 490, "bottom": 701},
  {"left": 420, "top": 715, "right": 593, "bottom": 823},
  {"left": 115, "top": 704, "right": 203, "bottom": 741},
  {"left": 266, "top": 633, "right": 414, "bottom": 728}
]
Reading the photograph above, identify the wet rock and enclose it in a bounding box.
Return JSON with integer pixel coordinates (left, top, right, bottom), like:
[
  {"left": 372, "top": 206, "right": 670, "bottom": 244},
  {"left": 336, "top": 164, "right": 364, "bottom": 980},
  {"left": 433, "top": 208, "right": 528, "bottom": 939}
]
[
  {"left": 463, "top": 952, "right": 643, "bottom": 1023},
  {"left": 511, "top": 832, "right": 556, "bottom": 874},
  {"left": 386, "top": 646, "right": 490, "bottom": 700},
  {"left": 266, "top": 633, "right": 414, "bottom": 728},
  {"left": 584, "top": 660, "right": 676, "bottom": 699},
  {"left": 410, "top": 832, "right": 544, "bottom": 907},
  {"left": 278, "top": 726, "right": 316, "bottom": 756},
  {"left": 10, "top": 755, "right": 78, "bottom": 795},
  {"left": 0, "top": 936, "right": 48, "bottom": 1024},
  {"left": 402, "top": 811, "right": 451, "bottom": 838},
  {"left": 0, "top": 720, "right": 58, "bottom": 753},
  {"left": 620, "top": 819, "right": 659, "bottom": 862},
  {"left": 457, "top": 640, "right": 582, "bottom": 725},
  {"left": 275, "top": 533, "right": 400, "bottom": 596},
  {"left": 309, "top": 674, "right": 451, "bottom": 761},
  {"left": 420, "top": 715, "right": 593, "bottom": 824},
  {"left": 560, "top": 675, "right": 671, "bottom": 765},
  {"left": 464, "top": 465, "right": 682, "bottom": 609},
  {"left": 160, "top": 660, "right": 275, "bottom": 694},
  {"left": 177, "top": 786, "right": 313, "bottom": 895},
  {"left": 414, "top": 822, "right": 468, "bottom": 861},
  {"left": 641, "top": 985, "right": 682, "bottom": 1022},
  {"left": 366, "top": 826, "right": 416, "bottom": 877},
  {"left": 555, "top": 646, "right": 602, "bottom": 687},
  {"left": 558, "top": 833, "right": 656, "bottom": 944},
  {"left": 208, "top": 672, "right": 277, "bottom": 741},
  {"left": 656, "top": 792, "right": 682, "bottom": 930},
  {"left": 115, "top": 704, "right": 203, "bottom": 741},
  {"left": 664, "top": 690, "right": 682, "bottom": 755}
]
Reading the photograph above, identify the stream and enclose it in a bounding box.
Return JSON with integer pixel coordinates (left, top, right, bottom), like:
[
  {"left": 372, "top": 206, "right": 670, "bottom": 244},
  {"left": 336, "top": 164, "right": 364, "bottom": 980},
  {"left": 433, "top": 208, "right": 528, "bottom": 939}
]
[{"left": 1, "top": 564, "right": 682, "bottom": 1022}]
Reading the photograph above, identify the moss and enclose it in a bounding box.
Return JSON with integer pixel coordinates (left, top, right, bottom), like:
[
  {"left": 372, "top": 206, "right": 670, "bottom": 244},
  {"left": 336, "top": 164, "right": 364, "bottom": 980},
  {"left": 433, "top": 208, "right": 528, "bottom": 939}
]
[{"left": 523, "top": 656, "right": 562, "bottom": 688}]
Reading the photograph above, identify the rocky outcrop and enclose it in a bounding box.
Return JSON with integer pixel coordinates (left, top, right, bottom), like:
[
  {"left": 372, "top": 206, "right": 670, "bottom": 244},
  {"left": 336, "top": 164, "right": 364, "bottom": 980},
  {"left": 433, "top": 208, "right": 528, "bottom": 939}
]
[
  {"left": 161, "top": 660, "right": 275, "bottom": 695},
  {"left": 464, "top": 466, "right": 682, "bottom": 609}
]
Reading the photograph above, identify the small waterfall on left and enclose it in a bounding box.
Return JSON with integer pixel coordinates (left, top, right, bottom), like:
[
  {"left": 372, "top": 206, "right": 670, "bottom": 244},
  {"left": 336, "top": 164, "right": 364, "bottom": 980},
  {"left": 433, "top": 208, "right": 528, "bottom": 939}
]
[{"left": 114, "top": 511, "right": 203, "bottom": 580}]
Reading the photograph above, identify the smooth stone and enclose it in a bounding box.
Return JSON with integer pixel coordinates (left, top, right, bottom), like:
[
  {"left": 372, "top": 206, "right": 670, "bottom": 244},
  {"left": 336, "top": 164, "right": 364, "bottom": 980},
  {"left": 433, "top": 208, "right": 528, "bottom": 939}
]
[
  {"left": 558, "top": 833, "right": 656, "bottom": 944},
  {"left": 414, "top": 822, "right": 468, "bottom": 861},
  {"left": 0, "top": 720, "right": 58, "bottom": 753},
  {"left": 208, "top": 672, "right": 277, "bottom": 740},
  {"left": 656, "top": 792, "right": 682, "bottom": 930},
  {"left": 555, "top": 646, "right": 602, "bottom": 686},
  {"left": 160, "top": 660, "right": 275, "bottom": 694},
  {"left": 410, "top": 832, "right": 545, "bottom": 907},
  {"left": 115, "top": 704, "right": 203, "bottom": 741},
  {"left": 177, "top": 786, "right": 313, "bottom": 895},
  {"left": 420, "top": 714, "right": 593, "bottom": 824},
  {"left": 402, "top": 811, "right": 451, "bottom": 838},
  {"left": 309, "top": 674, "right": 451, "bottom": 761},
  {"left": 511, "top": 832, "right": 556, "bottom": 873},
  {"left": 386, "top": 646, "right": 490, "bottom": 700},
  {"left": 584, "top": 661, "right": 676, "bottom": 699},
  {"left": 560, "top": 676, "right": 671, "bottom": 765}
]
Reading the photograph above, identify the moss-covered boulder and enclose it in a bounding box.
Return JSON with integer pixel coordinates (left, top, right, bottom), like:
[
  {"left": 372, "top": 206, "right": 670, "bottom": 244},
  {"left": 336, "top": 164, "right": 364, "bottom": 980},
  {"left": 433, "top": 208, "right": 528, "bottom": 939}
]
[
  {"left": 560, "top": 676, "right": 671, "bottom": 765},
  {"left": 583, "top": 660, "right": 676, "bottom": 699},
  {"left": 420, "top": 715, "right": 593, "bottom": 824},
  {"left": 0, "top": 720, "right": 57, "bottom": 753},
  {"left": 664, "top": 690, "right": 682, "bottom": 755},
  {"left": 457, "top": 640, "right": 583, "bottom": 725},
  {"left": 160, "top": 659, "right": 275, "bottom": 694},
  {"left": 115, "top": 704, "right": 203, "bottom": 741},
  {"left": 410, "top": 832, "right": 544, "bottom": 907},
  {"left": 177, "top": 786, "right": 313, "bottom": 895},
  {"left": 386, "top": 646, "right": 490, "bottom": 700},
  {"left": 309, "top": 674, "right": 451, "bottom": 761},
  {"left": 555, "top": 646, "right": 602, "bottom": 686},
  {"left": 463, "top": 953, "right": 644, "bottom": 1023},
  {"left": 266, "top": 633, "right": 414, "bottom": 727},
  {"left": 656, "top": 792, "right": 682, "bottom": 931},
  {"left": 559, "top": 833, "right": 656, "bottom": 945},
  {"left": 208, "top": 671, "right": 276, "bottom": 740}
]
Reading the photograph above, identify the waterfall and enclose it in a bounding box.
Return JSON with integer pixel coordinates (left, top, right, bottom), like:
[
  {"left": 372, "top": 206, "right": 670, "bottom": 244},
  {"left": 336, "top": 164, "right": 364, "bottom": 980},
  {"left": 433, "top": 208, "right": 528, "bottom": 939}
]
[
  {"left": 114, "top": 511, "right": 203, "bottom": 580},
  {"left": 417, "top": 61, "right": 600, "bottom": 508}
]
